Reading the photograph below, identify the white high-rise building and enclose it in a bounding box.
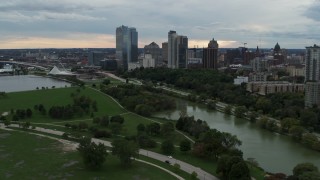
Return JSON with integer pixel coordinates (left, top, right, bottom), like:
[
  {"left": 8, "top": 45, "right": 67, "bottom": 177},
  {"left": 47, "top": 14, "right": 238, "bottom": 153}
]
[
  {"left": 143, "top": 54, "right": 156, "bottom": 68},
  {"left": 305, "top": 44, "right": 320, "bottom": 108},
  {"left": 167, "top": 30, "right": 188, "bottom": 69},
  {"left": 116, "top": 25, "right": 138, "bottom": 70}
]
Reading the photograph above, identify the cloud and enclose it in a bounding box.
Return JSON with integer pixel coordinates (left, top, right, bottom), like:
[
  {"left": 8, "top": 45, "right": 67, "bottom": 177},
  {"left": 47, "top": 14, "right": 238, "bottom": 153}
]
[
  {"left": 0, "top": 0, "right": 102, "bottom": 12},
  {"left": 304, "top": 0, "right": 320, "bottom": 22},
  {"left": 0, "top": 12, "right": 107, "bottom": 22},
  {"left": 0, "top": 0, "right": 318, "bottom": 48}
]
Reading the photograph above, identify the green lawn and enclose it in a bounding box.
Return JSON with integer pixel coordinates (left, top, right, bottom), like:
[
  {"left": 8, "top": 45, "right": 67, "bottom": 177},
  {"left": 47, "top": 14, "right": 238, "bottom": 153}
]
[
  {"left": 0, "top": 87, "right": 126, "bottom": 122},
  {"left": 0, "top": 129, "right": 179, "bottom": 180}
]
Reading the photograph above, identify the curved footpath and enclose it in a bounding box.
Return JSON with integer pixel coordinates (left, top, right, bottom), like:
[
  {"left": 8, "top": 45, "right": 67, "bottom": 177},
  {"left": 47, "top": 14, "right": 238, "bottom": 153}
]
[
  {"left": 1, "top": 124, "right": 218, "bottom": 180},
  {"left": 0, "top": 125, "right": 184, "bottom": 180}
]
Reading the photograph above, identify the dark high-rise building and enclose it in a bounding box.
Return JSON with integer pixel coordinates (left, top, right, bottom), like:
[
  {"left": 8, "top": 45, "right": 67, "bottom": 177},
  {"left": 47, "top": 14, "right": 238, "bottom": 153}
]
[
  {"left": 162, "top": 42, "right": 168, "bottom": 64},
  {"left": 100, "top": 59, "right": 118, "bottom": 71},
  {"left": 144, "top": 42, "right": 162, "bottom": 66},
  {"left": 202, "top": 38, "right": 218, "bottom": 69},
  {"left": 116, "top": 25, "right": 138, "bottom": 70},
  {"left": 88, "top": 51, "right": 105, "bottom": 66}
]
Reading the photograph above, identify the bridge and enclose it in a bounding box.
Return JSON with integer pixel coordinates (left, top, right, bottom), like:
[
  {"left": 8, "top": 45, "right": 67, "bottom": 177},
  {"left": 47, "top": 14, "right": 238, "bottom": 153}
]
[{"left": 0, "top": 61, "right": 49, "bottom": 71}]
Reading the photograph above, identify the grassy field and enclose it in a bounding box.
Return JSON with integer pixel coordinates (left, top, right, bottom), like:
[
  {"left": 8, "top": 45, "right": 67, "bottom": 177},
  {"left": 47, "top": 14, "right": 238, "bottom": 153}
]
[
  {"left": 0, "top": 129, "right": 179, "bottom": 180},
  {"left": 0, "top": 87, "right": 126, "bottom": 122}
]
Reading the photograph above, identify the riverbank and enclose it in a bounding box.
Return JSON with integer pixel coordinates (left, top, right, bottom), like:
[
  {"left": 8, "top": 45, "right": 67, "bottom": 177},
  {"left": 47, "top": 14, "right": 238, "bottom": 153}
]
[{"left": 153, "top": 96, "right": 320, "bottom": 174}]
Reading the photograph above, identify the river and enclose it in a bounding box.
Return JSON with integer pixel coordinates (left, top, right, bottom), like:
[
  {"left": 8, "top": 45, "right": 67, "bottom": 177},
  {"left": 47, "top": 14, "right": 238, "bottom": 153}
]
[
  {"left": 0, "top": 75, "right": 71, "bottom": 93},
  {"left": 154, "top": 99, "right": 320, "bottom": 175}
]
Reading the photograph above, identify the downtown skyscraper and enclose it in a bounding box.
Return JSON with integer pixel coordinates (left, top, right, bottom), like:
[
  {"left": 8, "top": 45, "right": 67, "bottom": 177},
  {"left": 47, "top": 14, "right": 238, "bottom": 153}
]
[
  {"left": 167, "top": 31, "right": 188, "bottom": 69},
  {"left": 203, "top": 38, "right": 219, "bottom": 69},
  {"left": 116, "top": 25, "right": 138, "bottom": 70}
]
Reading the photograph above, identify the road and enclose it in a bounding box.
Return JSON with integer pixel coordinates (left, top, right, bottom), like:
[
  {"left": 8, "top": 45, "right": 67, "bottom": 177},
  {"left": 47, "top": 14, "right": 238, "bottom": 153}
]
[
  {"left": 1, "top": 124, "right": 218, "bottom": 180},
  {"left": 103, "top": 72, "right": 190, "bottom": 96}
]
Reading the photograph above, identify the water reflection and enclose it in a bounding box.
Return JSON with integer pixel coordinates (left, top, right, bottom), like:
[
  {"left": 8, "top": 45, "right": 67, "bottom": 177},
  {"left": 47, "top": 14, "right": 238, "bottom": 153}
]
[
  {"left": 0, "top": 75, "right": 71, "bottom": 92},
  {"left": 154, "top": 98, "right": 320, "bottom": 174}
]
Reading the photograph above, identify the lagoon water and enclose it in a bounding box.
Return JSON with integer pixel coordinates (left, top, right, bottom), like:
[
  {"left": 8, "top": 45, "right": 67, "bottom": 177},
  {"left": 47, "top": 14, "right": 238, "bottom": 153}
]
[
  {"left": 154, "top": 99, "right": 320, "bottom": 175},
  {"left": 0, "top": 75, "right": 71, "bottom": 93}
]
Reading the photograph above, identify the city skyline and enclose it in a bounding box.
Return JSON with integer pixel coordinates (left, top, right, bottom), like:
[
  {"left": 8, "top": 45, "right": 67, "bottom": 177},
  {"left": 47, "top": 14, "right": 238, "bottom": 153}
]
[{"left": 0, "top": 0, "right": 319, "bottom": 49}]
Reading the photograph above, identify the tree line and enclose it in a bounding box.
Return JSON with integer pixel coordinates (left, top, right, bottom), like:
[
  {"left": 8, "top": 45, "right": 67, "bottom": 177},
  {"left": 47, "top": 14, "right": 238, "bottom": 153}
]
[
  {"left": 102, "top": 84, "right": 176, "bottom": 116},
  {"left": 125, "top": 68, "right": 320, "bottom": 133}
]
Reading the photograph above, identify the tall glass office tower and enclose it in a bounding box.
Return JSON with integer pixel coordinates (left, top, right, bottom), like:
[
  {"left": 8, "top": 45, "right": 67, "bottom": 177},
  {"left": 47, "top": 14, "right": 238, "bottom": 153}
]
[
  {"left": 168, "top": 30, "right": 188, "bottom": 69},
  {"left": 116, "top": 25, "right": 138, "bottom": 70}
]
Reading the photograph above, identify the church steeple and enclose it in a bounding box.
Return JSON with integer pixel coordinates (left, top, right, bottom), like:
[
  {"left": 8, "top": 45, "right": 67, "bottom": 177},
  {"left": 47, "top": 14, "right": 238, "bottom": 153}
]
[
  {"left": 256, "top": 46, "right": 260, "bottom": 57},
  {"left": 274, "top": 42, "right": 281, "bottom": 53}
]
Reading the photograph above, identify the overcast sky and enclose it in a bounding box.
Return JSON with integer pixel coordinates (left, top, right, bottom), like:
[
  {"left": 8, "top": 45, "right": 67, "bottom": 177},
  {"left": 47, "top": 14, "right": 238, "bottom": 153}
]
[{"left": 0, "top": 0, "right": 319, "bottom": 49}]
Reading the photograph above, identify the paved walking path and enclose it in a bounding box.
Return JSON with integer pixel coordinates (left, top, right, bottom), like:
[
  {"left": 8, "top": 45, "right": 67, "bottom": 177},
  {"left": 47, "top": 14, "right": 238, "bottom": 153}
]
[
  {"left": 0, "top": 126, "right": 185, "bottom": 180},
  {"left": 0, "top": 123, "right": 218, "bottom": 180}
]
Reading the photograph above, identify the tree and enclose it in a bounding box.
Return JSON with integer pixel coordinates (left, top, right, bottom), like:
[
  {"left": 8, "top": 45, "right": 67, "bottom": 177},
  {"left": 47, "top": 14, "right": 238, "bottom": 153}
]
[
  {"left": 112, "top": 139, "right": 138, "bottom": 166},
  {"left": 255, "top": 97, "right": 272, "bottom": 114},
  {"left": 234, "top": 106, "right": 247, "bottom": 118},
  {"left": 161, "top": 140, "right": 174, "bottom": 155},
  {"left": 78, "top": 122, "right": 89, "bottom": 130},
  {"left": 293, "top": 163, "right": 319, "bottom": 177},
  {"left": 248, "top": 111, "right": 258, "bottom": 122},
  {"left": 136, "top": 123, "right": 145, "bottom": 132},
  {"left": 257, "top": 116, "right": 269, "bottom": 129},
  {"left": 179, "top": 139, "right": 191, "bottom": 152},
  {"left": 289, "top": 126, "right": 306, "bottom": 140},
  {"left": 110, "top": 115, "right": 124, "bottom": 124},
  {"left": 228, "top": 161, "right": 251, "bottom": 180},
  {"left": 207, "top": 100, "right": 216, "bottom": 110},
  {"left": 146, "top": 122, "right": 161, "bottom": 136},
  {"left": 226, "top": 156, "right": 243, "bottom": 175},
  {"left": 77, "top": 137, "right": 108, "bottom": 170},
  {"left": 298, "top": 171, "right": 320, "bottom": 180},
  {"left": 137, "top": 134, "right": 157, "bottom": 148},
  {"left": 22, "top": 121, "right": 30, "bottom": 129},
  {"left": 216, "top": 155, "right": 230, "bottom": 177},
  {"left": 134, "top": 104, "right": 154, "bottom": 117},
  {"left": 94, "top": 130, "right": 112, "bottom": 138},
  {"left": 4, "top": 119, "right": 11, "bottom": 127},
  {"left": 300, "top": 110, "right": 318, "bottom": 127},
  {"left": 110, "top": 122, "right": 122, "bottom": 134},
  {"left": 173, "top": 163, "right": 181, "bottom": 173},
  {"left": 100, "top": 116, "right": 109, "bottom": 127},
  {"left": 265, "top": 119, "right": 279, "bottom": 132},
  {"left": 224, "top": 105, "right": 232, "bottom": 115},
  {"left": 102, "top": 79, "right": 110, "bottom": 85},
  {"left": 217, "top": 156, "right": 251, "bottom": 180},
  {"left": 301, "top": 133, "right": 319, "bottom": 148},
  {"left": 161, "top": 122, "right": 175, "bottom": 137},
  {"left": 191, "top": 171, "right": 198, "bottom": 180},
  {"left": 26, "top": 108, "right": 32, "bottom": 118},
  {"left": 312, "top": 141, "right": 320, "bottom": 151},
  {"left": 280, "top": 118, "right": 300, "bottom": 133},
  {"left": 93, "top": 117, "right": 101, "bottom": 124}
]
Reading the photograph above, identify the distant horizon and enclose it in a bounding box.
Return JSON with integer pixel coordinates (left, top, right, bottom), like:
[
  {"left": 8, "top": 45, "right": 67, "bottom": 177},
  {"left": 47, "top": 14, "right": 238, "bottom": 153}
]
[{"left": 0, "top": 46, "right": 309, "bottom": 50}]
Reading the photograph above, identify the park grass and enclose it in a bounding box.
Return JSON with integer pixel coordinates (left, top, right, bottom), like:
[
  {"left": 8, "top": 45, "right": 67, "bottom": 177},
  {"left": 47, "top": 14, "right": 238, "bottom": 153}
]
[
  {"left": 0, "top": 87, "right": 126, "bottom": 122},
  {"left": 4, "top": 127, "right": 193, "bottom": 180},
  {"left": 33, "top": 112, "right": 189, "bottom": 146},
  {"left": 0, "top": 129, "right": 179, "bottom": 180}
]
